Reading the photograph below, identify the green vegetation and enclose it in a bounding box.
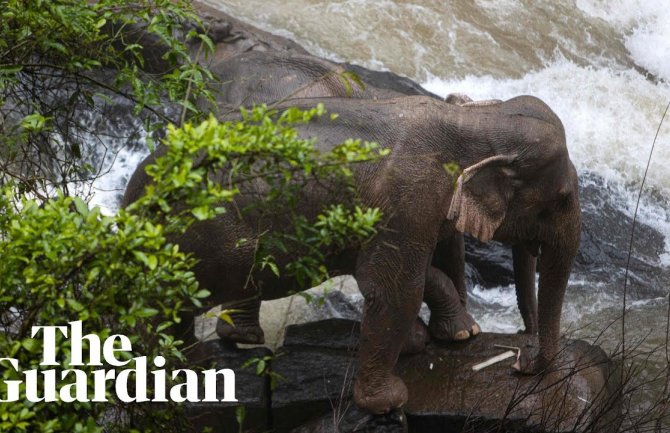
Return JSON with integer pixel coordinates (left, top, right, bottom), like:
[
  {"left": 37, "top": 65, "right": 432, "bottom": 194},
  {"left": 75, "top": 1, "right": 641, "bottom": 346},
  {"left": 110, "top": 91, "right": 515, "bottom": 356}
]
[{"left": 0, "top": 1, "right": 386, "bottom": 431}]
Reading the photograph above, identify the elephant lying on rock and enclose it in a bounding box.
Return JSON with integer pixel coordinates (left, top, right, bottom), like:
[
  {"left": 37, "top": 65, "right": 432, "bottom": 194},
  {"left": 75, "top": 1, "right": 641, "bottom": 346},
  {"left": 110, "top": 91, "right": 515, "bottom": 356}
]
[
  {"left": 209, "top": 50, "right": 403, "bottom": 109},
  {"left": 123, "top": 94, "right": 581, "bottom": 414}
]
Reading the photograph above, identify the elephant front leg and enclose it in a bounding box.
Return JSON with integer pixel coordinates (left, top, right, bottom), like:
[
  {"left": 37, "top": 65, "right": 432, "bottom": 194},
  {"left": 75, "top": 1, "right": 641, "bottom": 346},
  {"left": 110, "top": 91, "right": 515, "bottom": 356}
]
[
  {"left": 424, "top": 266, "right": 480, "bottom": 341},
  {"left": 513, "top": 244, "right": 538, "bottom": 334},
  {"left": 353, "top": 251, "right": 427, "bottom": 414}
]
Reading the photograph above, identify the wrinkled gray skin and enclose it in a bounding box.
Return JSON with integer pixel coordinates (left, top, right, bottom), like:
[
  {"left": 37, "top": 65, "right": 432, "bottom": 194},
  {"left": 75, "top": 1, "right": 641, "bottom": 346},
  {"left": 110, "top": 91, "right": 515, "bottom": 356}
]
[
  {"left": 123, "top": 95, "right": 580, "bottom": 414},
  {"left": 443, "top": 92, "right": 539, "bottom": 334},
  {"left": 211, "top": 52, "right": 540, "bottom": 336}
]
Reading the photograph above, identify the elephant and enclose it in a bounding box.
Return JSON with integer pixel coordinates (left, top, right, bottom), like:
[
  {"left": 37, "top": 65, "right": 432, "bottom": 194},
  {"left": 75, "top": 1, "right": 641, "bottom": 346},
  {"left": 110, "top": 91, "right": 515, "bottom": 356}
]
[
  {"left": 209, "top": 51, "right": 542, "bottom": 336},
  {"left": 204, "top": 50, "right": 485, "bottom": 341},
  {"left": 122, "top": 93, "right": 581, "bottom": 414},
  {"left": 441, "top": 92, "right": 540, "bottom": 334}
]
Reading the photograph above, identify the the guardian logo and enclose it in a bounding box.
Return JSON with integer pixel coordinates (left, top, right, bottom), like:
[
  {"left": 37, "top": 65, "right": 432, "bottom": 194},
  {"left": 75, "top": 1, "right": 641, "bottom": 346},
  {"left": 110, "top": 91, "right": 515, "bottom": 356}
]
[{"left": 0, "top": 321, "right": 237, "bottom": 403}]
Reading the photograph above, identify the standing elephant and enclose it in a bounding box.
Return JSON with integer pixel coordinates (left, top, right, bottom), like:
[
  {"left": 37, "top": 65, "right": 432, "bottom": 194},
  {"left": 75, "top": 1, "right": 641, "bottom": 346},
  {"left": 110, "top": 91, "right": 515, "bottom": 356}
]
[
  {"left": 210, "top": 51, "right": 540, "bottom": 337},
  {"left": 206, "top": 50, "right": 482, "bottom": 342},
  {"left": 123, "top": 94, "right": 580, "bottom": 414}
]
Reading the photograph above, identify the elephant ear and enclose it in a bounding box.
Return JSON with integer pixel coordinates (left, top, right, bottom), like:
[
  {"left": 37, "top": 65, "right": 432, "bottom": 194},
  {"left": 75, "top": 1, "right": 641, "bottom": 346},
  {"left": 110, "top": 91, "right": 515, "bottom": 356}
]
[{"left": 447, "top": 154, "right": 517, "bottom": 243}]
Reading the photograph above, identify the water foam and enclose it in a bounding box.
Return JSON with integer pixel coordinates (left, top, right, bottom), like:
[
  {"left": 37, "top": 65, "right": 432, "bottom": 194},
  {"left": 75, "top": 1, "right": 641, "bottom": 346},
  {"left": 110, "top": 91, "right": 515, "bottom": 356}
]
[{"left": 576, "top": 0, "right": 670, "bottom": 82}]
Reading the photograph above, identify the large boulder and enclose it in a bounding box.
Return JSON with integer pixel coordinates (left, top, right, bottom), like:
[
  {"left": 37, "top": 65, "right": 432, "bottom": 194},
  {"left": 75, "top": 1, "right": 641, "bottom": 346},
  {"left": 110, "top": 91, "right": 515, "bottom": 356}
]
[
  {"left": 183, "top": 340, "right": 272, "bottom": 433},
  {"left": 271, "top": 319, "right": 621, "bottom": 433}
]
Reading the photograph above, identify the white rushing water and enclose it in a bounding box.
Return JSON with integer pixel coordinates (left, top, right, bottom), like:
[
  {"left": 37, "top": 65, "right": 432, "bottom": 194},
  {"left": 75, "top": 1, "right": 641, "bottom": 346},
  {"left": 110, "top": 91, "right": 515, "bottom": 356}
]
[{"left": 90, "top": 1, "right": 670, "bottom": 339}]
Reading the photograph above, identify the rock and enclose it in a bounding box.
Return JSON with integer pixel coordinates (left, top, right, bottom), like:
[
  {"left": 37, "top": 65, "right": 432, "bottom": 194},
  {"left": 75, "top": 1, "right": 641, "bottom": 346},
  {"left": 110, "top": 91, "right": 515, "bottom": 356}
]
[
  {"left": 283, "top": 318, "right": 360, "bottom": 351},
  {"left": 464, "top": 238, "right": 515, "bottom": 288},
  {"left": 290, "top": 407, "right": 408, "bottom": 433},
  {"left": 272, "top": 341, "right": 358, "bottom": 432},
  {"left": 399, "top": 335, "right": 622, "bottom": 433},
  {"left": 273, "top": 319, "right": 621, "bottom": 433},
  {"left": 182, "top": 340, "right": 272, "bottom": 433},
  {"left": 574, "top": 173, "right": 669, "bottom": 296}
]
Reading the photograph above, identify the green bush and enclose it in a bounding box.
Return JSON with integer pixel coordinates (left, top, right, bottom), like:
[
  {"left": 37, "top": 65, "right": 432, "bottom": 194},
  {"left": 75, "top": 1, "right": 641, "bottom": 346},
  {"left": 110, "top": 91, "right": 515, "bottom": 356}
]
[
  {"left": 0, "top": 2, "right": 387, "bottom": 430},
  {"left": 0, "top": 0, "right": 214, "bottom": 198},
  {"left": 0, "top": 104, "right": 385, "bottom": 432}
]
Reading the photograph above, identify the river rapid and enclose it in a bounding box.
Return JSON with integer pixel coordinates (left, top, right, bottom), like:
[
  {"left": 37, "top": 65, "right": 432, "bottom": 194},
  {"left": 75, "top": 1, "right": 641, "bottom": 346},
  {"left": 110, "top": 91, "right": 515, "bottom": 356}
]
[{"left": 90, "top": 0, "right": 670, "bottom": 414}]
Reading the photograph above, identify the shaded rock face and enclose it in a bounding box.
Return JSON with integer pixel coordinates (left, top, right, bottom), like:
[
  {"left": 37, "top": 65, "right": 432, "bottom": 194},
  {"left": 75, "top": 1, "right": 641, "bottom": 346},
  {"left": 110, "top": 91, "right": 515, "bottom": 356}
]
[
  {"left": 574, "top": 173, "right": 668, "bottom": 295},
  {"left": 182, "top": 320, "right": 621, "bottom": 432},
  {"left": 290, "top": 407, "right": 408, "bottom": 433}
]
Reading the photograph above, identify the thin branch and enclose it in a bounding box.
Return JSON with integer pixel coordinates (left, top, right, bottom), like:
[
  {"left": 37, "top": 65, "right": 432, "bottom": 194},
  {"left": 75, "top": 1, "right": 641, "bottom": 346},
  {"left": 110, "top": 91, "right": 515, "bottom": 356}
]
[{"left": 621, "top": 100, "right": 670, "bottom": 383}]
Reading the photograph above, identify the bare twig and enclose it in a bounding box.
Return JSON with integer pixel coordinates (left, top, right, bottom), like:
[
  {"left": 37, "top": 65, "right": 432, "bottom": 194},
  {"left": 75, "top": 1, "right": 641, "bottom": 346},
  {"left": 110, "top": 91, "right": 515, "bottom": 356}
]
[{"left": 621, "top": 100, "right": 670, "bottom": 385}]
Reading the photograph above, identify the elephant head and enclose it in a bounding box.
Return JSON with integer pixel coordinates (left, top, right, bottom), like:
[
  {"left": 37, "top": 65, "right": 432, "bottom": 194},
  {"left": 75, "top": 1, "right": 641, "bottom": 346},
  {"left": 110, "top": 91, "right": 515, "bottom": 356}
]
[{"left": 447, "top": 95, "right": 581, "bottom": 371}]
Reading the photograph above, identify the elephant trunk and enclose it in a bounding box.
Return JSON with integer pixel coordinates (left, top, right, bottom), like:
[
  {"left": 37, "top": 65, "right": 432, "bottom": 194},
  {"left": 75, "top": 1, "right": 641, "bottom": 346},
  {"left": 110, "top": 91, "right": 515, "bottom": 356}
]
[{"left": 536, "top": 201, "right": 581, "bottom": 369}]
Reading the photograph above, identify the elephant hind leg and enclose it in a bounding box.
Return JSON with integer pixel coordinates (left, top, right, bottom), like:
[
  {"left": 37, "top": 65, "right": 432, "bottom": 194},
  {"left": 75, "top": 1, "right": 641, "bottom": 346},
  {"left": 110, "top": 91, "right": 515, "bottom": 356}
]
[
  {"left": 216, "top": 296, "right": 264, "bottom": 344},
  {"left": 424, "top": 266, "right": 480, "bottom": 341}
]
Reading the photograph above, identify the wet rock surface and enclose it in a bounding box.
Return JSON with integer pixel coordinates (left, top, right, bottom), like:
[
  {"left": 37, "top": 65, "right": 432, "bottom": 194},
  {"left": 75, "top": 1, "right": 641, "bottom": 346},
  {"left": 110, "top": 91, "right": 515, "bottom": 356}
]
[
  {"left": 574, "top": 173, "right": 669, "bottom": 295},
  {"left": 399, "top": 336, "right": 621, "bottom": 433},
  {"left": 290, "top": 407, "right": 408, "bottom": 433},
  {"left": 270, "top": 319, "right": 620, "bottom": 433}
]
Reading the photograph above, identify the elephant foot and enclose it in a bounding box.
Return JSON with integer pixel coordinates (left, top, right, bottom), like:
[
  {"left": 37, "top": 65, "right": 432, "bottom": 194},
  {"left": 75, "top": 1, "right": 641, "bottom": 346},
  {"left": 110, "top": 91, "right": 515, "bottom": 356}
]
[
  {"left": 353, "top": 374, "right": 407, "bottom": 415},
  {"left": 216, "top": 319, "right": 265, "bottom": 344},
  {"left": 429, "top": 307, "right": 481, "bottom": 342},
  {"left": 511, "top": 345, "right": 552, "bottom": 375},
  {"left": 401, "top": 317, "right": 430, "bottom": 354}
]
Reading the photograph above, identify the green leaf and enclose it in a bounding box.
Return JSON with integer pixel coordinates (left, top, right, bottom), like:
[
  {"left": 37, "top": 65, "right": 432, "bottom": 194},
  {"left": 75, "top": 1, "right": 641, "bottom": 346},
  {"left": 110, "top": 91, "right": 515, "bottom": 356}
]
[
  {"left": 256, "top": 359, "right": 266, "bottom": 375},
  {"left": 0, "top": 64, "right": 23, "bottom": 75},
  {"left": 147, "top": 255, "right": 158, "bottom": 270},
  {"left": 66, "top": 298, "right": 85, "bottom": 312},
  {"left": 73, "top": 197, "right": 89, "bottom": 216},
  {"left": 192, "top": 206, "right": 210, "bottom": 220},
  {"left": 21, "top": 113, "right": 47, "bottom": 132},
  {"left": 235, "top": 406, "right": 246, "bottom": 427},
  {"left": 21, "top": 338, "right": 41, "bottom": 353}
]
